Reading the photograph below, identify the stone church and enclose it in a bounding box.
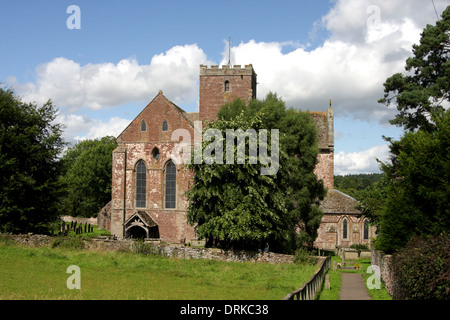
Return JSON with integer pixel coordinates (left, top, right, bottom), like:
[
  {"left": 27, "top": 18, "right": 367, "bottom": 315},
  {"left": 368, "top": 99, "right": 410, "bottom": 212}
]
[{"left": 98, "top": 64, "right": 375, "bottom": 251}]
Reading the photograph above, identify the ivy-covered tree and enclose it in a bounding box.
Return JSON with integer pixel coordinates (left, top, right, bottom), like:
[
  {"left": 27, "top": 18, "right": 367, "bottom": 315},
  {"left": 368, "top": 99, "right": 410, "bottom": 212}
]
[
  {"left": 0, "top": 87, "right": 66, "bottom": 234},
  {"left": 60, "top": 136, "right": 117, "bottom": 217},
  {"left": 186, "top": 93, "right": 325, "bottom": 253}
]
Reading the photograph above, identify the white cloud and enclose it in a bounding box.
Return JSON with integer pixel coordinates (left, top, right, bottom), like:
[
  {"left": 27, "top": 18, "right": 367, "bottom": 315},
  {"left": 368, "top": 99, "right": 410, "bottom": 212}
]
[
  {"left": 334, "top": 144, "right": 390, "bottom": 175},
  {"left": 6, "top": 0, "right": 445, "bottom": 150},
  {"left": 56, "top": 113, "right": 130, "bottom": 144},
  {"left": 7, "top": 44, "right": 213, "bottom": 112}
]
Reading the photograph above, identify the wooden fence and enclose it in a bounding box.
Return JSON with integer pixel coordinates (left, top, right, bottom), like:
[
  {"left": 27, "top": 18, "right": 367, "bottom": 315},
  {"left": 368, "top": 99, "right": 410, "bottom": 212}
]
[{"left": 282, "top": 256, "right": 331, "bottom": 300}]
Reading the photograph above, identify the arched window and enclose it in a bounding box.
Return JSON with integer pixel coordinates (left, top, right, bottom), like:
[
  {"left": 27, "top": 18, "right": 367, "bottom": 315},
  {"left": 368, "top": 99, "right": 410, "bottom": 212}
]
[
  {"left": 152, "top": 147, "right": 160, "bottom": 161},
  {"left": 363, "top": 219, "right": 369, "bottom": 240},
  {"left": 343, "top": 218, "right": 348, "bottom": 239},
  {"left": 140, "top": 120, "right": 146, "bottom": 132},
  {"left": 224, "top": 80, "right": 230, "bottom": 92},
  {"left": 162, "top": 120, "right": 168, "bottom": 132},
  {"left": 136, "top": 161, "right": 146, "bottom": 208},
  {"left": 165, "top": 160, "right": 176, "bottom": 209}
]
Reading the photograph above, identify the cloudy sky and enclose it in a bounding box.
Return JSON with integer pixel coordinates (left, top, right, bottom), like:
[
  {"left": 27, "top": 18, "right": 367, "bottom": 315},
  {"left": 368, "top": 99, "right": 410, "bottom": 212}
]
[{"left": 1, "top": 0, "right": 448, "bottom": 175}]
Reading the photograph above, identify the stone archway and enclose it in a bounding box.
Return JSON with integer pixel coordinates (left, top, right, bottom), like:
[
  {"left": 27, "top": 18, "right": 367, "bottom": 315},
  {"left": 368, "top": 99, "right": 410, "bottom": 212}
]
[{"left": 127, "top": 225, "right": 148, "bottom": 239}]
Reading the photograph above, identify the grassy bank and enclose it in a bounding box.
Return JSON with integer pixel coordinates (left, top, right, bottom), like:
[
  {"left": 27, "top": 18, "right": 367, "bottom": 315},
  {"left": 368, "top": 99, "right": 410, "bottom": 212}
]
[{"left": 0, "top": 241, "right": 317, "bottom": 300}]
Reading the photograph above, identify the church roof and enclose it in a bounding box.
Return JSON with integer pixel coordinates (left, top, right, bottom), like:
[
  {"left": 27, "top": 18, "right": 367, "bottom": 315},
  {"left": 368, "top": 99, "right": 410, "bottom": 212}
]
[
  {"left": 319, "top": 189, "right": 361, "bottom": 215},
  {"left": 124, "top": 211, "right": 158, "bottom": 228}
]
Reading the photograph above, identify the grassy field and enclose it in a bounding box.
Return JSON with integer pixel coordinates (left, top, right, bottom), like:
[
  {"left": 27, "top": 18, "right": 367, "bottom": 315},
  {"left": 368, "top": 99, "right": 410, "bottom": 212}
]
[
  {"left": 0, "top": 242, "right": 318, "bottom": 300},
  {"left": 316, "top": 256, "right": 392, "bottom": 300}
]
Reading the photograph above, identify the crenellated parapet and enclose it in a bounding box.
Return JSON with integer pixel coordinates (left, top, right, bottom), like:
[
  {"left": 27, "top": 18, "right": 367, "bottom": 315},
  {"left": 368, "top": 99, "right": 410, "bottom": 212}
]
[{"left": 199, "top": 64, "right": 256, "bottom": 77}]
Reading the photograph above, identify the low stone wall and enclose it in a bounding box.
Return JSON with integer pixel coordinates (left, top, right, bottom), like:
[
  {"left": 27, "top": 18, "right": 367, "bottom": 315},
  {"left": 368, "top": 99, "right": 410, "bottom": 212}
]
[
  {"left": 142, "top": 243, "right": 295, "bottom": 264},
  {"left": 371, "top": 250, "right": 396, "bottom": 297},
  {"left": 1, "top": 234, "right": 54, "bottom": 247},
  {"left": 1, "top": 233, "right": 295, "bottom": 264}
]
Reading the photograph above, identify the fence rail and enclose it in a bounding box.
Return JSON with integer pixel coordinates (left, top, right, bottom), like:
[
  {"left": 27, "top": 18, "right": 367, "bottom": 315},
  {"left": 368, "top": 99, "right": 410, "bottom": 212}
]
[{"left": 282, "top": 256, "right": 331, "bottom": 300}]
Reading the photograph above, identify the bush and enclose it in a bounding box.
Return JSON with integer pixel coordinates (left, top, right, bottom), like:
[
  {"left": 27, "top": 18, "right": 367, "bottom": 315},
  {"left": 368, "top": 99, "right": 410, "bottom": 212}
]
[
  {"left": 392, "top": 234, "right": 449, "bottom": 300},
  {"left": 350, "top": 243, "right": 368, "bottom": 251},
  {"left": 51, "top": 236, "right": 85, "bottom": 250},
  {"left": 294, "top": 247, "right": 317, "bottom": 265}
]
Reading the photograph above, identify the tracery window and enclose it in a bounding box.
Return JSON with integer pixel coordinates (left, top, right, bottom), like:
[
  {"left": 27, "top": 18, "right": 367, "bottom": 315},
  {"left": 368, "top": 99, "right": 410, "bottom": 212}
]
[
  {"left": 165, "top": 160, "right": 176, "bottom": 209},
  {"left": 136, "top": 161, "right": 146, "bottom": 208}
]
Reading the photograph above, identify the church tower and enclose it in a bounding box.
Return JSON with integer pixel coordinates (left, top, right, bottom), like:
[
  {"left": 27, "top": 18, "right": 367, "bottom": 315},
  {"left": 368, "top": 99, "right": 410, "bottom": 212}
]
[{"left": 199, "top": 64, "right": 257, "bottom": 122}]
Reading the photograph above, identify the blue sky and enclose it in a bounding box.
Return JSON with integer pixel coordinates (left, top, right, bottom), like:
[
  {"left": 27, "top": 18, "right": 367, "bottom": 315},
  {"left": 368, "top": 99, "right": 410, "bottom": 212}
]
[{"left": 1, "top": 0, "right": 448, "bottom": 174}]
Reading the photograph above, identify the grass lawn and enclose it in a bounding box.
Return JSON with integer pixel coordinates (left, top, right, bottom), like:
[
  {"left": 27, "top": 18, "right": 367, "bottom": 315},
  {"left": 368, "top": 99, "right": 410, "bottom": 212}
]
[
  {"left": 316, "top": 255, "right": 392, "bottom": 300},
  {"left": 0, "top": 242, "right": 317, "bottom": 300}
]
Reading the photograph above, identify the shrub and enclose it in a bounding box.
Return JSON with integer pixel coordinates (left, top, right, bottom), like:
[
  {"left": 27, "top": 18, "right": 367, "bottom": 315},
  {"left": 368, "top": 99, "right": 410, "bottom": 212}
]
[
  {"left": 350, "top": 243, "right": 368, "bottom": 251},
  {"left": 51, "top": 236, "right": 85, "bottom": 250},
  {"left": 294, "top": 247, "right": 317, "bottom": 265},
  {"left": 392, "top": 234, "right": 449, "bottom": 300}
]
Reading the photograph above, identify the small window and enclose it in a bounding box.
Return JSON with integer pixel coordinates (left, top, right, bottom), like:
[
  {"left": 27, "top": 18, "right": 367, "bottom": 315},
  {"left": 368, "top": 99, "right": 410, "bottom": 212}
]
[
  {"left": 140, "top": 120, "right": 146, "bottom": 132},
  {"left": 152, "top": 147, "right": 160, "bottom": 161},
  {"left": 343, "top": 218, "right": 348, "bottom": 239},
  {"left": 224, "top": 80, "right": 230, "bottom": 92},
  {"left": 162, "top": 120, "right": 168, "bottom": 132},
  {"left": 363, "top": 219, "right": 369, "bottom": 240}
]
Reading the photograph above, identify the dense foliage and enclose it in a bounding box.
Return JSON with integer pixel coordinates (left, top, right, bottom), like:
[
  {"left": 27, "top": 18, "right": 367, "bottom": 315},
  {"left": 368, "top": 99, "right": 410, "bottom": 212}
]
[
  {"left": 374, "top": 7, "right": 450, "bottom": 253},
  {"left": 333, "top": 173, "right": 383, "bottom": 198},
  {"left": 186, "top": 93, "right": 325, "bottom": 253},
  {"left": 375, "top": 110, "right": 450, "bottom": 253},
  {"left": 60, "top": 136, "right": 117, "bottom": 217},
  {"left": 0, "top": 88, "right": 66, "bottom": 234},
  {"left": 392, "top": 234, "right": 450, "bottom": 300},
  {"left": 379, "top": 6, "right": 450, "bottom": 132}
]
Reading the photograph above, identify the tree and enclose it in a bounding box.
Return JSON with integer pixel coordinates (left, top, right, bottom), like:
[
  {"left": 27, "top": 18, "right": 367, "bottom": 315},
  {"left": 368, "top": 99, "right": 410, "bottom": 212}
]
[
  {"left": 186, "top": 93, "right": 325, "bottom": 253},
  {"left": 379, "top": 5, "right": 450, "bottom": 132},
  {"left": 0, "top": 87, "right": 66, "bottom": 234},
  {"left": 373, "top": 6, "right": 450, "bottom": 253},
  {"left": 60, "top": 136, "right": 117, "bottom": 217},
  {"left": 375, "top": 110, "right": 450, "bottom": 253}
]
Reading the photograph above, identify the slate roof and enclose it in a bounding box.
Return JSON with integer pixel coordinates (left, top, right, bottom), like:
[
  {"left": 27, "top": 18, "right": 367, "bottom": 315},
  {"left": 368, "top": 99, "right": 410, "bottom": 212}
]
[
  {"left": 124, "top": 211, "right": 158, "bottom": 228},
  {"left": 319, "top": 189, "right": 361, "bottom": 214}
]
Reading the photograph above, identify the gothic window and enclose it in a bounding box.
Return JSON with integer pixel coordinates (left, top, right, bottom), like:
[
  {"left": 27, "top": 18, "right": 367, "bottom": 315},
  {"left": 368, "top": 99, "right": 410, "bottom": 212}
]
[
  {"left": 343, "top": 218, "right": 348, "bottom": 239},
  {"left": 224, "top": 80, "right": 230, "bottom": 92},
  {"left": 162, "top": 120, "right": 168, "bottom": 132},
  {"left": 136, "top": 161, "right": 146, "bottom": 208},
  {"left": 140, "top": 120, "right": 146, "bottom": 132},
  {"left": 363, "top": 219, "right": 369, "bottom": 240},
  {"left": 152, "top": 147, "right": 160, "bottom": 161},
  {"left": 165, "top": 160, "right": 176, "bottom": 209}
]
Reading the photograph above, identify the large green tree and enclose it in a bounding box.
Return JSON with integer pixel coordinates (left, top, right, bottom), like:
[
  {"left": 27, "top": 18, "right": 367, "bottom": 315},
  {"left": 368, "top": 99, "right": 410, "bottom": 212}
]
[
  {"left": 374, "top": 7, "right": 450, "bottom": 253},
  {"left": 0, "top": 87, "right": 66, "bottom": 234},
  {"left": 186, "top": 93, "right": 325, "bottom": 253},
  {"left": 379, "top": 5, "right": 450, "bottom": 132},
  {"left": 375, "top": 110, "right": 450, "bottom": 253},
  {"left": 60, "top": 136, "right": 117, "bottom": 217}
]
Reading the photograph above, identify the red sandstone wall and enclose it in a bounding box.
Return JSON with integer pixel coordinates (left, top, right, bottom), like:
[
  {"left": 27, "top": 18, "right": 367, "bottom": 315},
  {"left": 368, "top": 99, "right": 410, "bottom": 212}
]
[
  {"left": 111, "top": 92, "right": 196, "bottom": 242},
  {"left": 315, "top": 150, "right": 334, "bottom": 189},
  {"left": 314, "top": 214, "right": 376, "bottom": 250},
  {"left": 199, "top": 65, "right": 256, "bottom": 122}
]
